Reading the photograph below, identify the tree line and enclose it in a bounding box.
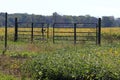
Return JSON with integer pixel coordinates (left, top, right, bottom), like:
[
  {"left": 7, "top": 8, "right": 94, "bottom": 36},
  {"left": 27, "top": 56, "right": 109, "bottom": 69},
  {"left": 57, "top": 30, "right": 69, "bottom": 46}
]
[{"left": 0, "top": 12, "right": 120, "bottom": 27}]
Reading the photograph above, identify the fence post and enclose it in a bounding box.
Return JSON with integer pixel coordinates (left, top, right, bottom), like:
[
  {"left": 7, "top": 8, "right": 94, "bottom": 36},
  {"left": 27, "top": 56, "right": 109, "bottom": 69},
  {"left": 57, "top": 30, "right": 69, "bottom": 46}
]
[
  {"left": 98, "top": 18, "right": 101, "bottom": 45},
  {"left": 41, "top": 23, "right": 44, "bottom": 40},
  {"left": 74, "top": 23, "right": 76, "bottom": 44},
  {"left": 31, "top": 22, "right": 34, "bottom": 42},
  {"left": 96, "top": 23, "right": 98, "bottom": 45},
  {"left": 53, "top": 23, "right": 55, "bottom": 43},
  {"left": 5, "top": 12, "right": 8, "bottom": 50},
  {"left": 14, "top": 17, "right": 18, "bottom": 42},
  {"left": 47, "top": 23, "right": 49, "bottom": 39}
]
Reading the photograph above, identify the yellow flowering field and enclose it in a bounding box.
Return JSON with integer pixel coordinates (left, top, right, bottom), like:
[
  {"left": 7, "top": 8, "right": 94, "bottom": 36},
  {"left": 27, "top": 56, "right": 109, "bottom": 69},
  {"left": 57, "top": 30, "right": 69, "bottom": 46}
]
[
  {"left": 101, "top": 27, "right": 120, "bottom": 34},
  {"left": 0, "top": 27, "right": 119, "bottom": 38}
]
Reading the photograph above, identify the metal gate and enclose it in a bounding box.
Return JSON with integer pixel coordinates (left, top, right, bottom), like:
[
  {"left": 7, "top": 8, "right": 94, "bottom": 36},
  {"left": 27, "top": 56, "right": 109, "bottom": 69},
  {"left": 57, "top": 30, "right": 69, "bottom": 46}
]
[
  {"left": 53, "top": 18, "right": 101, "bottom": 45},
  {"left": 14, "top": 18, "right": 49, "bottom": 42}
]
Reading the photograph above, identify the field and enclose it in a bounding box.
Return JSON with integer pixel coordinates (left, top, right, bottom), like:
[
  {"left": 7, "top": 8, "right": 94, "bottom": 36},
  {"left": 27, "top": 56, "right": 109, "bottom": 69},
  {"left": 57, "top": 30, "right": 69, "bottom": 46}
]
[{"left": 0, "top": 27, "right": 120, "bottom": 80}]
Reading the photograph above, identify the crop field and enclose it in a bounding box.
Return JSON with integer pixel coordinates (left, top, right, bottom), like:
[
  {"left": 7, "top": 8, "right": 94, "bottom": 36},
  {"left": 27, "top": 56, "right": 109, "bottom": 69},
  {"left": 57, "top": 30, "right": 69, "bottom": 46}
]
[
  {"left": 0, "top": 27, "right": 120, "bottom": 34},
  {"left": 0, "top": 27, "right": 120, "bottom": 41},
  {"left": 0, "top": 27, "right": 120, "bottom": 80}
]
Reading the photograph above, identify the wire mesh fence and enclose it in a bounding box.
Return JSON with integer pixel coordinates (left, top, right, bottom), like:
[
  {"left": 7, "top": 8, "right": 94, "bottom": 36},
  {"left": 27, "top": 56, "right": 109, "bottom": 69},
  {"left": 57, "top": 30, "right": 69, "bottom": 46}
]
[{"left": 101, "top": 27, "right": 120, "bottom": 45}]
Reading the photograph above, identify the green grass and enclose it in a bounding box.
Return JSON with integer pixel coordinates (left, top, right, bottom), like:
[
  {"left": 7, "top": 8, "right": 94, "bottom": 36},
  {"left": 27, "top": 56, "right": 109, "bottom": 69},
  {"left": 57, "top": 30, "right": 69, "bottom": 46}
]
[
  {"left": 0, "top": 72, "right": 18, "bottom": 80},
  {"left": 0, "top": 41, "right": 120, "bottom": 80}
]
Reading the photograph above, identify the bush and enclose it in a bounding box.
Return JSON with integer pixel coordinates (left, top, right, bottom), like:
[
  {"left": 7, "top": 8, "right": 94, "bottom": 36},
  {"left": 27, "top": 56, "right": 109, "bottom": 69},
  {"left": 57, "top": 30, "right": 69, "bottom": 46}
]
[{"left": 21, "top": 45, "right": 120, "bottom": 80}]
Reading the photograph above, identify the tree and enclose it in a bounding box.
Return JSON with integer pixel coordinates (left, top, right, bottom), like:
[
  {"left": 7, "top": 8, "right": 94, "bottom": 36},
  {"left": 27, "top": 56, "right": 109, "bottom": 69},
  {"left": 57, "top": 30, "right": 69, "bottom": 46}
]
[{"left": 102, "top": 16, "right": 115, "bottom": 27}]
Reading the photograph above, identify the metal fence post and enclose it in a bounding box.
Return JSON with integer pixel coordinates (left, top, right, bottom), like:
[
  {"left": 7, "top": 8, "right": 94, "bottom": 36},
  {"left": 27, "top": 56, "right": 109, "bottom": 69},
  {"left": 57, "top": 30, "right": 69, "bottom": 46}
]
[
  {"left": 47, "top": 23, "right": 49, "bottom": 39},
  {"left": 31, "top": 22, "right": 34, "bottom": 42},
  {"left": 5, "top": 13, "right": 7, "bottom": 50},
  {"left": 2, "top": 12, "right": 8, "bottom": 54},
  {"left": 98, "top": 18, "right": 101, "bottom": 45},
  {"left": 14, "top": 17, "right": 18, "bottom": 42},
  {"left": 74, "top": 23, "right": 76, "bottom": 44},
  {"left": 41, "top": 23, "right": 44, "bottom": 40},
  {"left": 96, "top": 23, "right": 98, "bottom": 45},
  {"left": 53, "top": 23, "right": 55, "bottom": 43}
]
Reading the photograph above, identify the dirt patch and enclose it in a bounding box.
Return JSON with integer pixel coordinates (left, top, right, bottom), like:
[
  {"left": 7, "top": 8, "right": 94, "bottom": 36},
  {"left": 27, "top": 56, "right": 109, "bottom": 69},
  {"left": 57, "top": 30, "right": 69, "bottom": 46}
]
[{"left": 0, "top": 54, "right": 27, "bottom": 78}]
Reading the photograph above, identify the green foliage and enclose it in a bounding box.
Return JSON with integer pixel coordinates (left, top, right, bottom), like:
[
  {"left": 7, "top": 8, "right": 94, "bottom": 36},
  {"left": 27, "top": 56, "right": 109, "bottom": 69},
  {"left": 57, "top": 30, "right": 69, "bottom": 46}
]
[
  {"left": 0, "top": 72, "right": 18, "bottom": 80},
  {"left": 21, "top": 44, "right": 120, "bottom": 80},
  {"left": 1, "top": 12, "right": 120, "bottom": 27},
  {"left": 102, "top": 32, "right": 120, "bottom": 44}
]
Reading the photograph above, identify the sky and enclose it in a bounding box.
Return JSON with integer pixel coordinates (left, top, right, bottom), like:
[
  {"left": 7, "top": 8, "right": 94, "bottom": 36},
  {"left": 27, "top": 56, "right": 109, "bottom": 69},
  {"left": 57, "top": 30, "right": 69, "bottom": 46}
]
[{"left": 0, "top": 0, "right": 120, "bottom": 18}]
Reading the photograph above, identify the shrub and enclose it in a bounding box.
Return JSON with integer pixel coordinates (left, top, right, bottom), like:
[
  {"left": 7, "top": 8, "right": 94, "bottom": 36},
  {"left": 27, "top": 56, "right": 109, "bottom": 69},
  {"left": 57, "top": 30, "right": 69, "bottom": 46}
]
[{"left": 21, "top": 45, "right": 120, "bottom": 80}]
